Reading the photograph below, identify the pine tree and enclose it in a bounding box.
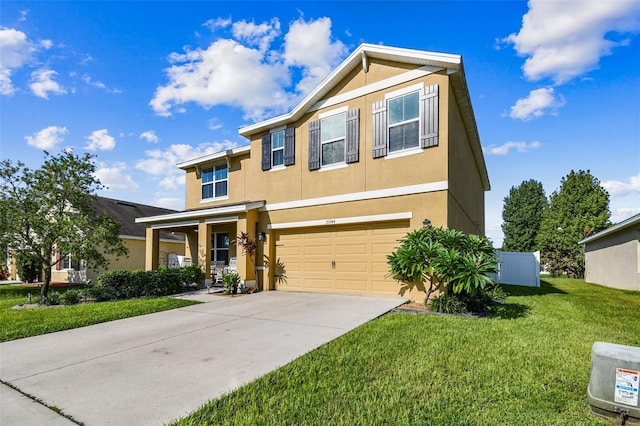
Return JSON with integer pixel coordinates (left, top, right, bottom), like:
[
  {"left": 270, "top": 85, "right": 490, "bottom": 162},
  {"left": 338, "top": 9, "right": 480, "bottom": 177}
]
[
  {"left": 501, "top": 179, "right": 547, "bottom": 252},
  {"left": 537, "top": 170, "right": 610, "bottom": 277}
]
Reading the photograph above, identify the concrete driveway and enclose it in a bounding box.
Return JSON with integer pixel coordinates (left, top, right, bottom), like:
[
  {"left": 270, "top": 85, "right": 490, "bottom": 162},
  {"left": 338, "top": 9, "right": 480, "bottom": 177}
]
[{"left": 0, "top": 291, "right": 404, "bottom": 426}]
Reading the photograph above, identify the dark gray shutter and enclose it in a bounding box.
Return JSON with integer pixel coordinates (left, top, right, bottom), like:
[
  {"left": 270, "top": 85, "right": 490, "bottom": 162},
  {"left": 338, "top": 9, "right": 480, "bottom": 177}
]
[
  {"left": 345, "top": 108, "right": 360, "bottom": 163},
  {"left": 308, "top": 119, "right": 320, "bottom": 170},
  {"left": 420, "top": 84, "right": 439, "bottom": 148},
  {"left": 284, "top": 127, "right": 295, "bottom": 166},
  {"left": 261, "top": 134, "right": 271, "bottom": 171},
  {"left": 372, "top": 100, "right": 387, "bottom": 158}
]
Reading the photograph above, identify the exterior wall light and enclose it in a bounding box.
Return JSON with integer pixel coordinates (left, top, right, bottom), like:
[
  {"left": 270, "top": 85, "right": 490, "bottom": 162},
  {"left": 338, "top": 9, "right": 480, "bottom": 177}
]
[
  {"left": 257, "top": 231, "right": 267, "bottom": 241},
  {"left": 422, "top": 219, "right": 432, "bottom": 228}
]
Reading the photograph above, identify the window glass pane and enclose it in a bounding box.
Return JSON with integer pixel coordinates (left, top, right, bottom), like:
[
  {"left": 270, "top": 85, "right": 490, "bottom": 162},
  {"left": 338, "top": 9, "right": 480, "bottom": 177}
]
[
  {"left": 388, "top": 97, "right": 403, "bottom": 125},
  {"left": 214, "top": 165, "right": 227, "bottom": 180},
  {"left": 389, "top": 121, "right": 419, "bottom": 152},
  {"left": 215, "top": 181, "right": 228, "bottom": 197},
  {"left": 202, "top": 183, "right": 214, "bottom": 199},
  {"left": 321, "top": 113, "right": 345, "bottom": 142},
  {"left": 403, "top": 92, "right": 419, "bottom": 120},
  {"left": 216, "top": 233, "right": 229, "bottom": 249},
  {"left": 217, "top": 250, "right": 229, "bottom": 265},
  {"left": 202, "top": 168, "right": 213, "bottom": 183},
  {"left": 272, "top": 149, "right": 284, "bottom": 166},
  {"left": 321, "top": 140, "right": 345, "bottom": 166},
  {"left": 272, "top": 131, "right": 284, "bottom": 149}
]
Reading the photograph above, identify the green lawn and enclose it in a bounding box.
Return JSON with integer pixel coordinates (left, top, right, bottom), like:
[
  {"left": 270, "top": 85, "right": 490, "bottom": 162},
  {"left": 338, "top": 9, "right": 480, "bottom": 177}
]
[
  {"left": 176, "top": 278, "right": 639, "bottom": 425},
  {"left": 0, "top": 284, "right": 199, "bottom": 342}
]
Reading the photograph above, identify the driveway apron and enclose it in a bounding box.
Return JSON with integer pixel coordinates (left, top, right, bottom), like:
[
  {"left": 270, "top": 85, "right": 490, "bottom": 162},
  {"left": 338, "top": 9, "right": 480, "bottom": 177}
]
[{"left": 0, "top": 291, "right": 404, "bottom": 426}]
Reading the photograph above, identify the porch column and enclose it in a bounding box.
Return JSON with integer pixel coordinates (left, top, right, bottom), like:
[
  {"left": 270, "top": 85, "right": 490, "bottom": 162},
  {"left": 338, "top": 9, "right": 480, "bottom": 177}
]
[
  {"left": 145, "top": 227, "right": 160, "bottom": 271},
  {"left": 185, "top": 229, "right": 198, "bottom": 266},
  {"left": 236, "top": 210, "right": 258, "bottom": 285},
  {"left": 266, "top": 230, "right": 276, "bottom": 291},
  {"left": 197, "top": 221, "right": 211, "bottom": 279}
]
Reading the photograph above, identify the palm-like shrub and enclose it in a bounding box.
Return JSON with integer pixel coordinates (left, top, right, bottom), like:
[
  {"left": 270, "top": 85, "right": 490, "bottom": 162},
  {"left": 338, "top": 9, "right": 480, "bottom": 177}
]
[{"left": 387, "top": 227, "right": 499, "bottom": 303}]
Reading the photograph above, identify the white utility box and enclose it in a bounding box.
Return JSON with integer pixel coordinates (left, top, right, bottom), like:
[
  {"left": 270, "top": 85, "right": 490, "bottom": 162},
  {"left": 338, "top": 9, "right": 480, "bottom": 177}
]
[{"left": 588, "top": 342, "right": 640, "bottom": 424}]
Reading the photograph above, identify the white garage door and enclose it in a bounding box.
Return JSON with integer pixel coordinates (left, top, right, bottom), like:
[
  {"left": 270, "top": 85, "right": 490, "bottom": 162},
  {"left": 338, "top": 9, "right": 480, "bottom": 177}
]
[{"left": 275, "top": 221, "right": 410, "bottom": 296}]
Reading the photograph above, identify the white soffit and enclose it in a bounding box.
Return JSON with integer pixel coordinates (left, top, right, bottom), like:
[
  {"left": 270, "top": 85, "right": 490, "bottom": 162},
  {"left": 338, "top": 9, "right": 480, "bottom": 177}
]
[{"left": 268, "top": 212, "right": 412, "bottom": 230}]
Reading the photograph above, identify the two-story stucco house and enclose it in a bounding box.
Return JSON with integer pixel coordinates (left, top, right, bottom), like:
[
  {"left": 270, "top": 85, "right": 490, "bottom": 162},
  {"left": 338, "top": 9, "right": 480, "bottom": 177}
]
[{"left": 136, "top": 44, "right": 490, "bottom": 301}]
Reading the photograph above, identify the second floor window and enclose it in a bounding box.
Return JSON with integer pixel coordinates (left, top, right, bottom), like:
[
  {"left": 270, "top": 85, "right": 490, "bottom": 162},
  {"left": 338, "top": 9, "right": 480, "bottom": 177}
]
[
  {"left": 320, "top": 112, "right": 346, "bottom": 167},
  {"left": 202, "top": 164, "right": 228, "bottom": 200},
  {"left": 271, "top": 130, "right": 284, "bottom": 167},
  {"left": 388, "top": 91, "right": 419, "bottom": 152}
]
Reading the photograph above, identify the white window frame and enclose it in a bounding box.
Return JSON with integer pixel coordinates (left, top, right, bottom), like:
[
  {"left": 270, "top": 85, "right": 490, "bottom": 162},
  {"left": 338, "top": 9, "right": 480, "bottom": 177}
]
[
  {"left": 271, "top": 129, "right": 285, "bottom": 169},
  {"left": 201, "top": 164, "right": 229, "bottom": 201},
  {"left": 61, "top": 253, "right": 85, "bottom": 271},
  {"left": 211, "top": 232, "right": 230, "bottom": 265},
  {"left": 319, "top": 106, "right": 348, "bottom": 169},
  {"left": 386, "top": 92, "right": 420, "bottom": 154}
]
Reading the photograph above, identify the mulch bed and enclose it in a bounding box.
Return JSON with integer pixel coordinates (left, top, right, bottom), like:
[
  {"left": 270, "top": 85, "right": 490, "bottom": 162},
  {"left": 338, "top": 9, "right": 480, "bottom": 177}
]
[{"left": 392, "top": 301, "right": 488, "bottom": 318}]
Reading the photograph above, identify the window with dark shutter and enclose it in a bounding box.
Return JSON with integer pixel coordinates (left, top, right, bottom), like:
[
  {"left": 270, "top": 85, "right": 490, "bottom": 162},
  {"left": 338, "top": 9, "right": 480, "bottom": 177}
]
[
  {"left": 372, "top": 100, "right": 387, "bottom": 158},
  {"left": 345, "top": 108, "right": 360, "bottom": 163},
  {"left": 308, "top": 119, "right": 321, "bottom": 170},
  {"left": 284, "top": 127, "right": 295, "bottom": 166},
  {"left": 261, "top": 134, "right": 271, "bottom": 171},
  {"left": 420, "top": 84, "right": 439, "bottom": 148}
]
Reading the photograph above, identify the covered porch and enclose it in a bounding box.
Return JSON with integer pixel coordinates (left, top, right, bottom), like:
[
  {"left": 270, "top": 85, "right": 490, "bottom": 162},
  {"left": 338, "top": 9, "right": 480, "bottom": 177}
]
[{"left": 135, "top": 201, "right": 265, "bottom": 289}]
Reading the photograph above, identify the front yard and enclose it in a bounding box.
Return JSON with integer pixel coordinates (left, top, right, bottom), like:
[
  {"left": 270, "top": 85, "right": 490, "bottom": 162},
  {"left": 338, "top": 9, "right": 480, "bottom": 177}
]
[
  {"left": 176, "top": 278, "right": 640, "bottom": 425},
  {"left": 0, "top": 285, "right": 199, "bottom": 342}
]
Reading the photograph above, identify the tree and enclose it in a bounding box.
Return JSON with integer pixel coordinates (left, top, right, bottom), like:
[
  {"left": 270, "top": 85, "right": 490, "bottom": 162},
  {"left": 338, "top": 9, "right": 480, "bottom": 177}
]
[
  {"left": 0, "top": 151, "right": 128, "bottom": 302},
  {"left": 387, "top": 226, "right": 499, "bottom": 303},
  {"left": 537, "top": 170, "right": 610, "bottom": 278},
  {"left": 501, "top": 179, "right": 548, "bottom": 252}
]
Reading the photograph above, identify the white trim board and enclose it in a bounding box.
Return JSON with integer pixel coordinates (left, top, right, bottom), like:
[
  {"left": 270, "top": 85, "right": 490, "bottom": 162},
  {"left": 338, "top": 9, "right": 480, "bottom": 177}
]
[
  {"left": 268, "top": 212, "right": 412, "bottom": 230},
  {"left": 136, "top": 201, "right": 265, "bottom": 223},
  {"left": 261, "top": 181, "right": 448, "bottom": 212}
]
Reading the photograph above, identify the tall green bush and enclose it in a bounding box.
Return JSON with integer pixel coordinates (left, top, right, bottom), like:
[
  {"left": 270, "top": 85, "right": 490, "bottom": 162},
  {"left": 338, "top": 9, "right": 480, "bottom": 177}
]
[
  {"left": 95, "top": 268, "right": 188, "bottom": 300},
  {"left": 387, "top": 227, "right": 498, "bottom": 303},
  {"left": 16, "top": 251, "right": 40, "bottom": 283}
]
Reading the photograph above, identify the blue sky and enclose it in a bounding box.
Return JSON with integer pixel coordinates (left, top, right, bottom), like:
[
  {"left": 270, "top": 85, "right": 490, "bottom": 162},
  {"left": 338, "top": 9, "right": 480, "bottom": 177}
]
[{"left": 1, "top": 1, "right": 639, "bottom": 247}]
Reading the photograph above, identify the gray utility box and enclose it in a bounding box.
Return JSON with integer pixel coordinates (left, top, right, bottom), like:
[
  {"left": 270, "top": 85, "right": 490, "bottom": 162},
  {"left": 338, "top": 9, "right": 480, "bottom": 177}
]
[{"left": 588, "top": 342, "right": 640, "bottom": 424}]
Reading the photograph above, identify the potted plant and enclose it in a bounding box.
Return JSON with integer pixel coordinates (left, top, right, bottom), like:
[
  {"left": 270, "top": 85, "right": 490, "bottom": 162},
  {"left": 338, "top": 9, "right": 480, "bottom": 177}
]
[{"left": 223, "top": 272, "right": 241, "bottom": 295}]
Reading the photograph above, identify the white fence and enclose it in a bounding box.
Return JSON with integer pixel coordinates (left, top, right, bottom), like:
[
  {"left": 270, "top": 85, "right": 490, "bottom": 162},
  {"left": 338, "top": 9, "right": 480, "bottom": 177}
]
[{"left": 491, "top": 250, "right": 540, "bottom": 287}]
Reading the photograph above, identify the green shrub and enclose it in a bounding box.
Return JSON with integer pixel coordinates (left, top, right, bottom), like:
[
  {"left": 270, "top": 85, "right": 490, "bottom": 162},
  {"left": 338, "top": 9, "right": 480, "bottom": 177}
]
[
  {"left": 97, "top": 270, "right": 137, "bottom": 299},
  {"left": 46, "top": 291, "right": 61, "bottom": 305},
  {"left": 95, "top": 268, "right": 185, "bottom": 300},
  {"left": 86, "top": 284, "right": 115, "bottom": 302},
  {"left": 223, "top": 272, "right": 241, "bottom": 295},
  {"left": 428, "top": 293, "right": 468, "bottom": 314},
  {"left": 61, "top": 288, "right": 83, "bottom": 305},
  {"left": 180, "top": 265, "right": 204, "bottom": 288},
  {"left": 16, "top": 252, "right": 40, "bottom": 283}
]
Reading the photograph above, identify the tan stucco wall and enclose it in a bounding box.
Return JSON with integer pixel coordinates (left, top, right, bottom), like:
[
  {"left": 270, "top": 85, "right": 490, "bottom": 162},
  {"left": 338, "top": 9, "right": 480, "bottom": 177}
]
[
  {"left": 446, "top": 86, "right": 485, "bottom": 235},
  {"left": 584, "top": 229, "right": 640, "bottom": 291}
]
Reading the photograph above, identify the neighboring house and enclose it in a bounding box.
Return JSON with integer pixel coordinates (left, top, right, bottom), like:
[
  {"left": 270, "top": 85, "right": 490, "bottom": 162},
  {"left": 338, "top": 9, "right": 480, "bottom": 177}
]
[
  {"left": 579, "top": 213, "right": 640, "bottom": 291},
  {"left": 136, "top": 43, "right": 490, "bottom": 301},
  {"left": 47, "top": 197, "right": 185, "bottom": 284}
]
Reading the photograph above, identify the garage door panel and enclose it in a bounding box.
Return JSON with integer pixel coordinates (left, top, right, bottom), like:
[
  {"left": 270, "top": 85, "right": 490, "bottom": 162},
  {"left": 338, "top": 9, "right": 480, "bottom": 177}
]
[{"left": 275, "top": 220, "right": 410, "bottom": 296}]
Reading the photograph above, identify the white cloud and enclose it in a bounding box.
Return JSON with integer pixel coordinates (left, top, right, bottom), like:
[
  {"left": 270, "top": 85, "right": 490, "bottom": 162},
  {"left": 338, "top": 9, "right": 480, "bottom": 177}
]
[
  {"left": 139, "top": 130, "right": 159, "bottom": 143},
  {"left": 150, "top": 16, "right": 347, "bottom": 121},
  {"left": 25, "top": 125, "right": 68, "bottom": 149},
  {"left": 483, "top": 140, "right": 541, "bottom": 155},
  {"left": 504, "top": 0, "right": 640, "bottom": 84},
  {"left": 283, "top": 17, "right": 348, "bottom": 95},
  {"left": 94, "top": 163, "right": 139, "bottom": 191},
  {"left": 203, "top": 17, "right": 232, "bottom": 31},
  {"left": 40, "top": 39, "right": 53, "bottom": 49},
  {"left": 611, "top": 207, "right": 640, "bottom": 223},
  {"left": 0, "top": 28, "right": 35, "bottom": 95},
  {"left": 135, "top": 140, "right": 239, "bottom": 188},
  {"left": 85, "top": 129, "right": 116, "bottom": 151},
  {"left": 232, "top": 18, "right": 281, "bottom": 52},
  {"left": 81, "top": 74, "right": 122, "bottom": 94},
  {"left": 509, "top": 87, "right": 565, "bottom": 120},
  {"left": 208, "top": 118, "right": 223, "bottom": 130},
  {"left": 602, "top": 173, "right": 640, "bottom": 197},
  {"left": 153, "top": 196, "right": 185, "bottom": 211},
  {"left": 30, "top": 69, "right": 66, "bottom": 99}
]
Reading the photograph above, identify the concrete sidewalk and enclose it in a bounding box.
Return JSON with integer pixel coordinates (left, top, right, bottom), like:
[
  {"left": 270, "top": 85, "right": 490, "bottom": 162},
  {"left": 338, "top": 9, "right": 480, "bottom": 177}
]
[{"left": 0, "top": 291, "right": 404, "bottom": 426}]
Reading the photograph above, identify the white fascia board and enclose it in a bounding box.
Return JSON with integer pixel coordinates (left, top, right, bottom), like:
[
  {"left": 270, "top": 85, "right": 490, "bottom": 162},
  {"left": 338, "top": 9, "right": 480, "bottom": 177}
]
[
  {"left": 150, "top": 220, "right": 199, "bottom": 230},
  {"left": 578, "top": 213, "right": 640, "bottom": 244},
  {"left": 136, "top": 201, "right": 265, "bottom": 224},
  {"left": 204, "top": 216, "right": 239, "bottom": 224},
  {"left": 268, "top": 212, "right": 413, "bottom": 230},
  {"left": 177, "top": 145, "right": 251, "bottom": 170},
  {"left": 261, "top": 181, "right": 448, "bottom": 212},
  {"left": 120, "top": 234, "right": 184, "bottom": 243}
]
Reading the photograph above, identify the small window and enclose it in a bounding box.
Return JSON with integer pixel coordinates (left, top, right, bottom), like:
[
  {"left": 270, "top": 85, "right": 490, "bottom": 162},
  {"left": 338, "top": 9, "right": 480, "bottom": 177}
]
[
  {"left": 202, "top": 165, "right": 228, "bottom": 200},
  {"left": 211, "top": 232, "right": 230, "bottom": 265},
  {"left": 320, "top": 112, "right": 346, "bottom": 166},
  {"left": 388, "top": 91, "right": 419, "bottom": 153},
  {"left": 271, "top": 130, "right": 285, "bottom": 167},
  {"left": 61, "top": 254, "right": 83, "bottom": 270}
]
